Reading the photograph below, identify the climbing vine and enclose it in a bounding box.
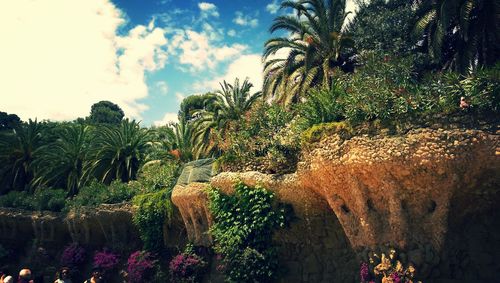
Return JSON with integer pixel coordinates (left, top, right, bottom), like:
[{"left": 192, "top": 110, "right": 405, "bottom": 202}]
[
  {"left": 132, "top": 190, "right": 172, "bottom": 251},
  {"left": 208, "top": 182, "right": 286, "bottom": 282}
]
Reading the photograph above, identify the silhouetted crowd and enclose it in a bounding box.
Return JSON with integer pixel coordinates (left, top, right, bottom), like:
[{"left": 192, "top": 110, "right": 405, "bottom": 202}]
[{"left": 0, "top": 267, "right": 103, "bottom": 283}]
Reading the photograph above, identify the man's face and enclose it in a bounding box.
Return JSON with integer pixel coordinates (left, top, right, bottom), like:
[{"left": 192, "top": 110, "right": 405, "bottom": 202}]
[
  {"left": 92, "top": 271, "right": 102, "bottom": 280},
  {"left": 61, "top": 269, "right": 69, "bottom": 279}
]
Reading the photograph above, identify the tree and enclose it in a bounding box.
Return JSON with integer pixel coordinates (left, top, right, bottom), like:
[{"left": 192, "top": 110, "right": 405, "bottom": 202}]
[
  {"left": 414, "top": 0, "right": 499, "bottom": 73},
  {"left": 0, "top": 120, "right": 43, "bottom": 192},
  {"left": 88, "top": 101, "right": 125, "bottom": 125},
  {"left": 32, "top": 124, "right": 90, "bottom": 196},
  {"left": 178, "top": 93, "right": 217, "bottom": 121},
  {"left": 263, "top": 0, "right": 354, "bottom": 105},
  {"left": 0, "top": 111, "right": 21, "bottom": 130},
  {"left": 348, "top": 0, "right": 417, "bottom": 55},
  {"left": 88, "top": 119, "right": 151, "bottom": 184}
]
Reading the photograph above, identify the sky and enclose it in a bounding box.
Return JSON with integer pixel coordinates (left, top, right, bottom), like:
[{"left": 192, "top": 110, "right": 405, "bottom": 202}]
[{"left": 0, "top": 0, "right": 356, "bottom": 126}]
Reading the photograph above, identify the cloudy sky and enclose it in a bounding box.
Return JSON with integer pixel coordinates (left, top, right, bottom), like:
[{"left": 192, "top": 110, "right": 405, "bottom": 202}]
[{"left": 0, "top": 0, "right": 356, "bottom": 126}]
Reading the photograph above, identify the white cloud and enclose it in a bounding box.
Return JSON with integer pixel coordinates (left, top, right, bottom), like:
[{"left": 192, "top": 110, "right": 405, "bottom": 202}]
[
  {"left": 156, "top": 81, "right": 168, "bottom": 95},
  {"left": 172, "top": 30, "right": 247, "bottom": 71},
  {"left": 198, "top": 2, "right": 219, "bottom": 18},
  {"left": 175, "top": 92, "right": 185, "bottom": 102},
  {"left": 0, "top": 0, "right": 169, "bottom": 121},
  {"left": 196, "top": 54, "right": 263, "bottom": 92},
  {"left": 233, "top": 12, "right": 258, "bottom": 27},
  {"left": 227, "top": 29, "right": 236, "bottom": 37},
  {"left": 154, "top": 112, "right": 178, "bottom": 126},
  {"left": 266, "top": 0, "right": 280, "bottom": 14}
]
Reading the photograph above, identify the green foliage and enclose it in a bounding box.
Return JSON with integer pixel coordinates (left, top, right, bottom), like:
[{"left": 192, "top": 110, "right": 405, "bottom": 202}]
[
  {"left": 135, "top": 161, "right": 180, "bottom": 194},
  {"left": 0, "top": 111, "right": 21, "bottom": 131},
  {"left": 67, "top": 180, "right": 135, "bottom": 210},
  {"left": 32, "top": 188, "right": 66, "bottom": 212},
  {"left": 220, "top": 102, "right": 301, "bottom": 173},
  {"left": 301, "top": 121, "right": 353, "bottom": 144},
  {"left": 0, "top": 188, "right": 66, "bottom": 212},
  {"left": 349, "top": 0, "right": 417, "bottom": 55},
  {"left": 0, "top": 191, "right": 34, "bottom": 210},
  {"left": 208, "top": 183, "right": 286, "bottom": 283},
  {"left": 88, "top": 100, "right": 124, "bottom": 125},
  {"left": 179, "top": 93, "right": 217, "bottom": 121},
  {"left": 88, "top": 119, "right": 151, "bottom": 184},
  {"left": 132, "top": 190, "right": 173, "bottom": 251},
  {"left": 263, "top": 0, "right": 355, "bottom": 104},
  {"left": 297, "top": 85, "right": 346, "bottom": 126}
]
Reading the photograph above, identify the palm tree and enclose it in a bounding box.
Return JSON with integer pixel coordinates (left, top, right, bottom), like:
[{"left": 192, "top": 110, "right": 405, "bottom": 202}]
[
  {"left": 207, "top": 78, "right": 262, "bottom": 131},
  {"left": 0, "top": 120, "right": 43, "bottom": 192},
  {"left": 88, "top": 119, "right": 151, "bottom": 184},
  {"left": 414, "top": 0, "right": 499, "bottom": 73},
  {"left": 31, "top": 124, "right": 90, "bottom": 196},
  {"left": 263, "top": 0, "right": 354, "bottom": 105}
]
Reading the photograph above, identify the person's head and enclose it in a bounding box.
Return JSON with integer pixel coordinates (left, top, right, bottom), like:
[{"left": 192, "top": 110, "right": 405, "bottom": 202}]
[
  {"left": 3, "top": 275, "right": 14, "bottom": 283},
  {"left": 18, "top": 269, "right": 31, "bottom": 283},
  {"left": 60, "top": 267, "right": 70, "bottom": 279},
  {"left": 91, "top": 268, "right": 102, "bottom": 281}
]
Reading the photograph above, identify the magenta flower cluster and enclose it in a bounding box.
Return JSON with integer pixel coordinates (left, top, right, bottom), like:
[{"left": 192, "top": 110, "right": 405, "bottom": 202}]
[
  {"left": 169, "top": 253, "right": 206, "bottom": 282},
  {"left": 390, "top": 272, "right": 402, "bottom": 283},
  {"left": 61, "top": 243, "right": 86, "bottom": 267},
  {"left": 93, "top": 249, "right": 120, "bottom": 271},
  {"left": 127, "top": 250, "right": 156, "bottom": 283},
  {"left": 360, "top": 262, "right": 370, "bottom": 282}
]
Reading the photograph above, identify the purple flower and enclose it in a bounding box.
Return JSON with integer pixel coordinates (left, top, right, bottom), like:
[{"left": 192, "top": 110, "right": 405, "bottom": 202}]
[
  {"left": 61, "top": 243, "right": 86, "bottom": 267},
  {"left": 360, "top": 262, "right": 370, "bottom": 282},
  {"left": 390, "top": 272, "right": 401, "bottom": 283},
  {"left": 127, "top": 251, "right": 156, "bottom": 283},
  {"left": 93, "top": 249, "right": 120, "bottom": 271},
  {"left": 169, "top": 252, "right": 206, "bottom": 282}
]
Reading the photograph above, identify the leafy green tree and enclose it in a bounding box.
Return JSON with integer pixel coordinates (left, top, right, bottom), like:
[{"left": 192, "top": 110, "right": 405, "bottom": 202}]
[
  {"left": 88, "top": 119, "right": 151, "bottom": 184},
  {"left": 0, "top": 111, "right": 21, "bottom": 131},
  {"left": 31, "top": 124, "right": 90, "bottom": 196},
  {"left": 263, "top": 0, "right": 354, "bottom": 105},
  {"left": 0, "top": 120, "right": 43, "bottom": 192},
  {"left": 348, "top": 0, "right": 417, "bottom": 55},
  {"left": 88, "top": 100, "right": 125, "bottom": 125},
  {"left": 414, "top": 0, "right": 499, "bottom": 73},
  {"left": 178, "top": 93, "right": 217, "bottom": 121}
]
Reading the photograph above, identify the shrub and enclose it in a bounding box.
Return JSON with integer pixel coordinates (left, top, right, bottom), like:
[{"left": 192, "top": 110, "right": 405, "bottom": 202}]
[
  {"left": 93, "top": 249, "right": 120, "bottom": 272},
  {"left": 132, "top": 190, "right": 172, "bottom": 251},
  {"left": 127, "top": 250, "right": 156, "bottom": 283},
  {"left": 33, "top": 188, "right": 66, "bottom": 212},
  {"left": 208, "top": 183, "right": 286, "bottom": 282},
  {"left": 61, "top": 243, "right": 86, "bottom": 267},
  {"left": 67, "top": 180, "right": 135, "bottom": 211},
  {"left": 136, "top": 161, "right": 180, "bottom": 194},
  {"left": 0, "top": 191, "right": 34, "bottom": 210},
  {"left": 169, "top": 244, "right": 207, "bottom": 283}
]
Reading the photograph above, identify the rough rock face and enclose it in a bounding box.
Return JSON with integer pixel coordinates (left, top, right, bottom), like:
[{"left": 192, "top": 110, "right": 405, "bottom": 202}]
[
  {"left": 171, "top": 182, "right": 213, "bottom": 246},
  {"left": 299, "top": 128, "right": 499, "bottom": 251}
]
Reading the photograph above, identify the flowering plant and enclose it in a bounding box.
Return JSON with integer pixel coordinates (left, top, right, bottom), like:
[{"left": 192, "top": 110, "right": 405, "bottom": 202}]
[
  {"left": 61, "top": 243, "right": 86, "bottom": 267},
  {"left": 360, "top": 249, "right": 419, "bottom": 283},
  {"left": 169, "top": 244, "right": 207, "bottom": 283},
  {"left": 127, "top": 250, "right": 156, "bottom": 283},
  {"left": 93, "top": 249, "right": 120, "bottom": 271}
]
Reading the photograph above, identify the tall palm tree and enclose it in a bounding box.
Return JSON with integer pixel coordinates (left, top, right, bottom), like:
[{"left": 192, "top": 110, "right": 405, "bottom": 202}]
[
  {"left": 414, "top": 0, "right": 499, "bottom": 73},
  {"left": 0, "top": 120, "right": 43, "bottom": 192},
  {"left": 31, "top": 124, "right": 90, "bottom": 196},
  {"left": 207, "top": 78, "right": 262, "bottom": 131},
  {"left": 263, "top": 0, "right": 354, "bottom": 105},
  {"left": 88, "top": 119, "right": 151, "bottom": 184}
]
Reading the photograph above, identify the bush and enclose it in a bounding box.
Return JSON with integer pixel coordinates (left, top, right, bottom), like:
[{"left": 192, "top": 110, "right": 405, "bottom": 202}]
[
  {"left": 169, "top": 244, "right": 207, "bottom": 283},
  {"left": 135, "top": 161, "right": 180, "bottom": 194},
  {"left": 0, "top": 191, "right": 34, "bottom": 210},
  {"left": 33, "top": 188, "right": 66, "bottom": 212},
  {"left": 67, "top": 180, "right": 135, "bottom": 210},
  {"left": 208, "top": 183, "right": 286, "bottom": 282},
  {"left": 61, "top": 243, "right": 86, "bottom": 268},
  {"left": 132, "top": 190, "right": 173, "bottom": 251},
  {"left": 360, "top": 249, "right": 417, "bottom": 283},
  {"left": 127, "top": 250, "right": 156, "bottom": 283},
  {"left": 93, "top": 249, "right": 120, "bottom": 272}
]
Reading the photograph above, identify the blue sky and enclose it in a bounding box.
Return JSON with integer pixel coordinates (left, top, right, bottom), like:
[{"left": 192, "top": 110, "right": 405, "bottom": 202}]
[{"left": 0, "top": 0, "right": 354, "bottom": 126}]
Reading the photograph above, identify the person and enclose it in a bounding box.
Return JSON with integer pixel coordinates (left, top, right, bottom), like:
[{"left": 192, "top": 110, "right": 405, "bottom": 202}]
[
  {"left": 54, "top": 267, "right": 72, "bottom": 283},
  {"left": 3, "top": 275, "right": 13, "bottom": 283},
  {"left": 83, "top": 268, "right": 101, "bottom": 283},
  {"left": 18, "top": 269, "right": 33, "bottom": 283}
]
